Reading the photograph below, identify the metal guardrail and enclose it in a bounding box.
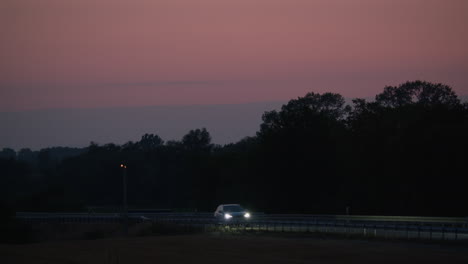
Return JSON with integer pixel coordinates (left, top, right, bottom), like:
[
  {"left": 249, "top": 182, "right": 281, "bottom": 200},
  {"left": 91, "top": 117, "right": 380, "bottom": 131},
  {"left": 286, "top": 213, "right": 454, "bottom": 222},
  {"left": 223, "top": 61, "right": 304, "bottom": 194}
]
[
  {"left": 259, "top": 214, "right": 468, "bottom": 223},
  {"left": 15, "top": 212, "right": 468, "bottom": 224},
  {"left": 15, "top": 212, "right": 468, "bottom": 241},
  {"left": 150, "top": 215, "right": 468, "bottom": 241}
]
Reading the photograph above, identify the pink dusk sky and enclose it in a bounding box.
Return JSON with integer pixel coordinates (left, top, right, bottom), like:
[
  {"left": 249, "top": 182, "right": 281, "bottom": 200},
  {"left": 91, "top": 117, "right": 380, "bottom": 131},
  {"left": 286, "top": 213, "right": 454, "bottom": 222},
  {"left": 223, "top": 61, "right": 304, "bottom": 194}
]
[{"left": 1, "top": 0, "right": 467, "bottom": 111}]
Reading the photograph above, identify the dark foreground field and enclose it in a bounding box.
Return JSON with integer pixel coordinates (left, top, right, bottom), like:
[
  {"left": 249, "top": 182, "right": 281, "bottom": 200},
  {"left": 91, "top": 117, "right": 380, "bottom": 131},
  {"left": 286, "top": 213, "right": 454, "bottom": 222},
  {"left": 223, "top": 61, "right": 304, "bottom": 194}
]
[{"left": 2, "top": 234, "right": 468, "bottom": 264}]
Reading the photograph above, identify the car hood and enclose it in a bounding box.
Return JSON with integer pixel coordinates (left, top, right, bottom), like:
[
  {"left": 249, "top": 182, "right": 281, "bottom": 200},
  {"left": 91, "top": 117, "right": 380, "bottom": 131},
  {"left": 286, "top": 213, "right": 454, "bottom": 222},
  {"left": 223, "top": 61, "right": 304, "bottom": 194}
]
[{"left": 224, "top": 211, "right": 246, "bottom": 216}]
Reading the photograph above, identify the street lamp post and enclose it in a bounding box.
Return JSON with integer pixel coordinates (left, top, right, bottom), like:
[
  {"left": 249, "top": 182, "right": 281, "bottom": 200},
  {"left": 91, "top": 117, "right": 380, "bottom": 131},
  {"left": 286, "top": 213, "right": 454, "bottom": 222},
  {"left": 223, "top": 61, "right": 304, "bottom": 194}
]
[{"left": 120, "top": 164, "right": 128, "bottom": 235}]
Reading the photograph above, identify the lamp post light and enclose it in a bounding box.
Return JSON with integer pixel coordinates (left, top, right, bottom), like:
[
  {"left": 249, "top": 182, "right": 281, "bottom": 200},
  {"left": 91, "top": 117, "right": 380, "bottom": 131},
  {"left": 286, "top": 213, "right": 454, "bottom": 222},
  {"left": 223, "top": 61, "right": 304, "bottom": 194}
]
[{"left": 120, "top": 164, "right": 128, "bottom": 235}]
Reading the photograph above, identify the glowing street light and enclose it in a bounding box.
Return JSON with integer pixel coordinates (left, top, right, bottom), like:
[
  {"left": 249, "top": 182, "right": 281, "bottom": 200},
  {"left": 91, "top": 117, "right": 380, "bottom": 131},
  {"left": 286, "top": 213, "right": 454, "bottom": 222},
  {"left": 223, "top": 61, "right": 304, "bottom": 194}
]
[{"left": 120, "top": 163, "right": 128, "bottom": 235}]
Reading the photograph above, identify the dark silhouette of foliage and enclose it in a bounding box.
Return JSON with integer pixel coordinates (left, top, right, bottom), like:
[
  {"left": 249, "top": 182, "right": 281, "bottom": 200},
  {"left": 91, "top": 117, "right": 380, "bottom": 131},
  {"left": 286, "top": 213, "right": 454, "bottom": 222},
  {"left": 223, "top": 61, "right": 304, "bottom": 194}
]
[
  {"left": 347, "top": 81, "right": 467, "bottom": 215},
  {"left": 17, "top": 148, "right": 37, "bottom": 165},
  {"left": 138, "top": 133, "right": 164, "bottom": 151},
  {"left": 1, "top": 81, "right": 467, "bottom": 217},
  {"left": 0, "top": 148, "right": 16, "bottom": 160},
  {"left": 182, "top": 128, "right": 212, "bottom": 151},
  {"left": 375, "top": 80, "right": 460, "bottom": 108}
]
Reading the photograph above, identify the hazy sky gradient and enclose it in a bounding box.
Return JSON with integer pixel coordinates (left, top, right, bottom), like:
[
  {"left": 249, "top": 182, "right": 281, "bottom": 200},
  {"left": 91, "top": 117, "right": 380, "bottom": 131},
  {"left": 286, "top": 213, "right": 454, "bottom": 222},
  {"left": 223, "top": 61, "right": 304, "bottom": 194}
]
[
  {"left": 1, "top": 0, "right": 467, "bottom": 111},
  {"left": 0, "top": 102, "right": 284, "bottom": 150}
]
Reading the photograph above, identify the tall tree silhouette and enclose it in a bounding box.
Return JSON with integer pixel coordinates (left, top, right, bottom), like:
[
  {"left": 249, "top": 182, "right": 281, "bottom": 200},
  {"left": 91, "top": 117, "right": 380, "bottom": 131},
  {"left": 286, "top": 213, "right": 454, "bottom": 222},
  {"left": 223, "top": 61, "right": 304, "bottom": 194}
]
[
  {"left": 138, "top": 133, "right": 164, "bottom": 151},
  {"left": 348, "top": 81, "right": 467, "bottom": 215},
  {"left": 182, "top": 128, "right": 212, "bottom": 151},
  {"left": 256, "top": 92, "right": 350, "bottom": 213},
  {"left": 2, "top": 81, "right": 467, "bottom": 216},
  {"left": 375, "top": 80, "right": 460, "bottom": 108}
]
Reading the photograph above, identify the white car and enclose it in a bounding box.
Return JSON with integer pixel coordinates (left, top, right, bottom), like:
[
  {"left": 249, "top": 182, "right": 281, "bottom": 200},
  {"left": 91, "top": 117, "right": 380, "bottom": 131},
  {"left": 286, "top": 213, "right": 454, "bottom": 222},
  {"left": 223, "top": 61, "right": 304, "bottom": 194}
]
[{"left": 214, "top": 204, "right": 251, "bottom": 221}]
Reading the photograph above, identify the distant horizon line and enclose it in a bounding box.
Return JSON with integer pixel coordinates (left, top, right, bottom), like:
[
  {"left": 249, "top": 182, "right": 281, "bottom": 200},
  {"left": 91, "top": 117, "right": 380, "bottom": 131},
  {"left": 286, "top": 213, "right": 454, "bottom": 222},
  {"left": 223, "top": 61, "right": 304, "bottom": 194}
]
[
  {"left": 3, "top": 94, "right": 468, "bottom": 114},
  {"left": 0, "top": 100, "right": 289, "bottom": 114}
]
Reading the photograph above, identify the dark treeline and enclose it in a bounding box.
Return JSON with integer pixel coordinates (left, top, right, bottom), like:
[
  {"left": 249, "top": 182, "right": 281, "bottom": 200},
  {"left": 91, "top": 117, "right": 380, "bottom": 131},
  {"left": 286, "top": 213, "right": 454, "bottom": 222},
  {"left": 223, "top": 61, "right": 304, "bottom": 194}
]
[{"left": 1, "top": 81, "right": 468, "bottom": 216}]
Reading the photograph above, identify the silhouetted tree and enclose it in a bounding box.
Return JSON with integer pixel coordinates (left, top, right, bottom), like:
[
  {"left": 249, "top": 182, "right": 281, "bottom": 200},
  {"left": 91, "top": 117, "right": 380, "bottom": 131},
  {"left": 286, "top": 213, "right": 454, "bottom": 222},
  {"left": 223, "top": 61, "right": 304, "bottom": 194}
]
[
  {"left": 138, "top": 133, "right": 164, "bottom": 151},
  {"left": 255, "top": 92, "right": 351, "bottom": 213},
  {"left": 347, "top": 81, "right": 467, "bottom": 215},
  {"left": 3, "top": 80, "right": 467, "bottom": 216},
  {"left": 259, "top": 92, "right": 350, "bottom": 136},
  {"left": 0, "top": 148, "right": 16, "bottom": 160},
  {"left": 17, "top": 148, "right": 36, "bottom": 164},
  {"left": 182, "top": 128, "right": 212, "bottom": 151},
  {"left": 375, "top": 80, "right": 460, "bottom": 108}
]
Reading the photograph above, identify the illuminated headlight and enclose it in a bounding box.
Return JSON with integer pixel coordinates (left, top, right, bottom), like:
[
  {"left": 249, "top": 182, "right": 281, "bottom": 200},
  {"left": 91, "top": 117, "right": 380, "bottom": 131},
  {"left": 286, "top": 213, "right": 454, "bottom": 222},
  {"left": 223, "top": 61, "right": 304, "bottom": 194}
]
[
  {"left": 244, "top": 212, "right": 250, "bottom": 218},
  {"left": 224, "top": 213, "right": 232, "bottom": 219}
]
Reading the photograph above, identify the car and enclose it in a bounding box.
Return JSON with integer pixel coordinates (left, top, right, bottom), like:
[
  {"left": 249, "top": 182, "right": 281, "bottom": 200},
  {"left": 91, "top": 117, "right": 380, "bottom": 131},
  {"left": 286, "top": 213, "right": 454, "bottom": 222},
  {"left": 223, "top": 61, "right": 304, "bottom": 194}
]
[{"left": 214, "top": 204, "right": 251, "bottom": 221}]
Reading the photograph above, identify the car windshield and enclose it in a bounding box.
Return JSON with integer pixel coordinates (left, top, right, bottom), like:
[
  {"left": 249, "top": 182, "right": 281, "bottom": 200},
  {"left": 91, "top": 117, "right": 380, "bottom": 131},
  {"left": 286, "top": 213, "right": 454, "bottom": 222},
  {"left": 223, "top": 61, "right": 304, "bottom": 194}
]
[{"left": 223, "top": 205, "right": 244, "bottom": 212}]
